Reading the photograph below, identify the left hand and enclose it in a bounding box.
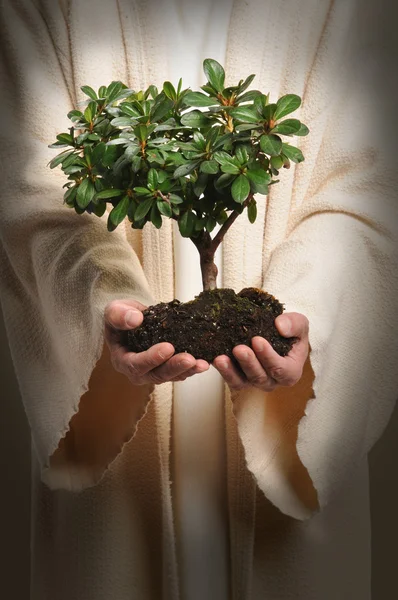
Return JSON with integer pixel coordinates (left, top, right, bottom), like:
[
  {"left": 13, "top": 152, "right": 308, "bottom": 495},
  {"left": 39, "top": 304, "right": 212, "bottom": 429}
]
[{"left": 213, "top": 312, "right": 309, "bottom": 392}]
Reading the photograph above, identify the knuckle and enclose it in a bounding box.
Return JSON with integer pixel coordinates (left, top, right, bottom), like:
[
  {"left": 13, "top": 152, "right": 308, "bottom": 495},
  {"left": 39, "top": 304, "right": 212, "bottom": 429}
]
[
  {"left": 230, "top": 381, "right": 247, "bottom": 392},
  {"left": 147, "top": 370, "right": 165, "bottom": 385},
  {"left": 268, "top": 366, "right": 285, "bottom": 380},
  {"left": 250, "top": 374, "right": 268, "bottom": 387},
  {"left": 126, "top": 360, "right": 142, "bottom": 380}
]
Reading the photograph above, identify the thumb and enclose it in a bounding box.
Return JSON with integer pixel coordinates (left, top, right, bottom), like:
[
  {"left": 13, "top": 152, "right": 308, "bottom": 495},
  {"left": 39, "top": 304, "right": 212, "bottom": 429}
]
[
  {"left": 104, "top": 300, "right": 145, "bottom": 330},
  {"left": 275, "top": 314, "right": 292, "bottom": 337}
]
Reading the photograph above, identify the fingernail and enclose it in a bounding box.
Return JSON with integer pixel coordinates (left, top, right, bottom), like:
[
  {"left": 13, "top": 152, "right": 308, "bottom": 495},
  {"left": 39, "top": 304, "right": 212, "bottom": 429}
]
[
  {"left": 125, "top": 309, "right": 139, "bottom": 328},
  {"left": 279, "top": 317, "right": 291, "bottom": 336},
  {"left": 218, "top": 361, "right": 228, "bottom": 370}
]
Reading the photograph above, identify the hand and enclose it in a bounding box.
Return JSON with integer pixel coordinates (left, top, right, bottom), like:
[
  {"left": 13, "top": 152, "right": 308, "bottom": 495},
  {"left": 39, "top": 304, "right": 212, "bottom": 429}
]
[
  {"left": 104, "top": 299, "right": 210, "bottom": 385},
  {"left": 213, "top": 312, "right": 309, "bottom": 392}
]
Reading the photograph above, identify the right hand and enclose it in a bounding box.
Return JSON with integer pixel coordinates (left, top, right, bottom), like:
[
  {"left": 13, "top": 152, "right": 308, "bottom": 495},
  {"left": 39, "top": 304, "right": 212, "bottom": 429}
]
[{"left": 104, "top": 299, "right": 210, "bottom": 385}]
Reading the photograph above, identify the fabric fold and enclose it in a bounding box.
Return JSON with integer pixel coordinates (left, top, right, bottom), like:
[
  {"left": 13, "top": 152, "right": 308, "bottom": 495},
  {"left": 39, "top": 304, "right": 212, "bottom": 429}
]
[{"left": 0, "top": 0, "right": 155, "bottom": 491}]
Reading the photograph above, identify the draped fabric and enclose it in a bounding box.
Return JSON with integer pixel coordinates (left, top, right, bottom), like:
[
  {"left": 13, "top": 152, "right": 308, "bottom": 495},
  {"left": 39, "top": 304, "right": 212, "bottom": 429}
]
[{"left": 0, "top": 0, "right": 397, "bottom": 598}]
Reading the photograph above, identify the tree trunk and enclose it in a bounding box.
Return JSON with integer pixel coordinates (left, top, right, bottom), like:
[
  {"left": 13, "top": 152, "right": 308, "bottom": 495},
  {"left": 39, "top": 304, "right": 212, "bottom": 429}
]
[{"left": 200, "top": 256, "right": 218, "bottom": 291}]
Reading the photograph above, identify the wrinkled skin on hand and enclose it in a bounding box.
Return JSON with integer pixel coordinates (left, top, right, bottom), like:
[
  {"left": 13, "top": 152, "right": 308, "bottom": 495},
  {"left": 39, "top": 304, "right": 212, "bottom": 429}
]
[
  {"left": 213, "top": 312, "right": 310, "bottom": 392},
  {"left": 105, "top": 301, "right": 309, "bottom": 392},
  {"left": 104, "top": 299, "right": 210, "bottom": 385}
]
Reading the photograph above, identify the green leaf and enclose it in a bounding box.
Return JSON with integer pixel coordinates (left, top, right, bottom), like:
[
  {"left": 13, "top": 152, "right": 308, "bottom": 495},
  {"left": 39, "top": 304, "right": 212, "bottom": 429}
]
[
  {"left": 206, "top": 216, "right": 217, "bottom": 233},
  {"left": 102, "top": 145, "right": 119, "bottom": 166},
  {"left": 231, "top": 174, "right": 250, "bottom": 203},
  {"left": 56, "top": 133, "right": 74, "bottom": 145},
  {"left": 213, "top": 151, "right": 239, "bottom": 168},
  {"left": 193, "top": 172, "right": 208, "bottom": 197},
  {"left": 260, "top": 134, "right": 282, "bottom": 156},
  {"left": 180, "top": 110, "right": 211, "bottom": 128},
  {"left": 179, "top": 210, "right": 195, "bottom": 237},
  {"left": 173, "top": 161, "right": 200, "bottom": 178},
  {"left": 109, "top": 195, "right": 129, "bottom": 227},
  {"left": 296, "top": 123, "right": 309, "bottom": 136},
  {"left": 63, "top": 185, "right": 77, "bottom": 206},
  {"left": 148, "top": 85, "right": 158, "bottom": 99},
  {"left": 134, "top": 124, "right": 148, "bottom": 141},
  {"left": 247, "top": 200, "right": 257, "bottom": 224},
  {"left": 270, "top": 155, "right": 284, "bottom": 170},
  {"left": 271, "top": 119, "right": 302, "bottom": 135},
  {"left": 67, "top": 109, "right": 83, "bottom": 122},
  {"left": 169, "top": 194, "right": 184, "bottom": 204},
  {"left": 203, "top": 58, "right": 225, "bottom": 93},
  {"left": 81, "top": 85, "right": 98, "bottom": 101},
  {"left": 220, "top": 163, "right": 240, "bottom": 175},
  {"left": 106, "top": 137, "right": 129, "bottom": 146},
  {"left": 274, "top": 94, "right": 301, "bottom": 120},
  {"left": 110, "top": 117, "right": 134, "bottom": 127},
  {"left": 150, "top": 203, "right": 162, "bottom": 229},
  {"left": 216, "top": 210, "right": 228, "bottom": 225},
  {"left": 193, "top": 131, "right": 206, "bottom": 149},
  {"left": 246, "top": 168, "right": 271, "bottom": 186},
  {"left": 106, "top": 81, "right": 124, "bottom": 103},
  {"left": 237, "top": 90, "right": 262, "bottom": 103},
  {"left": 237, "top": 73, "right": 256, "bottom": 94},
  {"left": 156, "top": 199, "right": 172, "bottom": 217},
  {"left": 76, "top": 178, "right": 96, "bottom": 209},
  {"left": 184, "top": 92, "right": 218, "bottom": 107},
  {"left": 119, "top": 103, "right": 142, "bottom": 118},
  {"left": 200, "top": 160, "right": 219, "bottom": 174},
  {"left": 131, "top": 156, "right": 142, "bottom": 173},
  {"left": 135, "top": 197, "right": 154, "bottom": 221},
  {"left": 281, "top": 143, "right": 305, "bottom": 163},
  {"left": 214, "top": 173, "right": 234, "bottom": 190},
  {"left": 235, "top": 145, "right": 250, "bottom": 165},
  {"left": 95, "top": 188, "right": 124, "bottom": 199},
  {"left": 234, "top": 123, "right": 261, "bottom": 133},
  {"left": 93, "top": 201, "right": 106, "bottom": 217},
  {"left": 134, "top": 187, "right": 151, "bottom": 195},
  {"left": 98, "top": 85, "right": 107, "bottom": 98},
  {"left": 195, "top": 216, "right": 207, "bottom": 231},
  {"left": 49, "top": 149, "right": 74, "bottom": 169},
  {"left": 163, "top": 81, "right": 177, "bottom": 101},
  {"left": 201, "top": 83, "right": 218, "bottom": 96},
  {"left": 150, "top": 98, "right": 174, "bottom": 122},
  {"left": 147, "top": 168, "right": 158, "bottom": 190},
  {"left": 84, "top": 101, "right": 97, "bottom": 122},
  {"left": 230, "top": 106, "right": 259, "bottom": 123}
]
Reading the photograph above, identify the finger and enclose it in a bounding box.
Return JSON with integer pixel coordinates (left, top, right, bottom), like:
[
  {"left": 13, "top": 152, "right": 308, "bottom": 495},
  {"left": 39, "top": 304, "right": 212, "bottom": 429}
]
[
  {"left": 213, "top": 355, "right": 247, "bottom": 390},
  {"left": 147, "top": 352, "right": 196, "bottom": 384},
  {"left": 275, "top": 312, "right": 309, "bottom": 340},
  {"left": 251, "top": 337, "right": 302, "bottom": 387},
  {"left": 121, "top": 342, "right": 175, "bottom": 379},
  {"left": 170, "top": 359, "right": 210, "bottom": 381},
  {"left": 105, "top": 300, "right": 145, "bottom": 332},
  {"left": 232, "top": 345, "right": 277, "bottom": 390}
]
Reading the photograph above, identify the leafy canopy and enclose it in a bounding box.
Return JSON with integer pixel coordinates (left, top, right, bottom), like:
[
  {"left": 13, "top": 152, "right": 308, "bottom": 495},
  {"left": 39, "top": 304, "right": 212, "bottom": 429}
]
[{"left": 49, "top": 58, "right": 308, "bottom": 237}]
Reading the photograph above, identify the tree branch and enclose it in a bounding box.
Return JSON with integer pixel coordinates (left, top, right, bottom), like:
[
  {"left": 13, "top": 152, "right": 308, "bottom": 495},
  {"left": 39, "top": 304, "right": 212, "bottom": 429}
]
[{"left": 210, "top": 194, "right": 252, "bottom": 253}]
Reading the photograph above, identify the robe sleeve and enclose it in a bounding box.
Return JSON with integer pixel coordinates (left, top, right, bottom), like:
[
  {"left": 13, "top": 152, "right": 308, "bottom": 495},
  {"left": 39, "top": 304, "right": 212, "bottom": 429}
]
[
  {"left": 231, "top": 0, "right": 398, "bottom": 519},
  {"left": 0, "top": 0, "right": 155, "bottom": 491}
]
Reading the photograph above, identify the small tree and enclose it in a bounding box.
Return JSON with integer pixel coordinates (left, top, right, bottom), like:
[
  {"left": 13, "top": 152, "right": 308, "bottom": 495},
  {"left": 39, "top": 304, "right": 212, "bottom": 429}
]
[{"left": 50, "top": 58, "right": 308, "bottom": 293}]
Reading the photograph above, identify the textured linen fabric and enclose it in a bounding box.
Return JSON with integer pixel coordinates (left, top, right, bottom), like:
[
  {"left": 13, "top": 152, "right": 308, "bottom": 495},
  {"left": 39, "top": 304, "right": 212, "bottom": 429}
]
[{"left": 0, "top": 0, "right": 398, "bottom": 599}]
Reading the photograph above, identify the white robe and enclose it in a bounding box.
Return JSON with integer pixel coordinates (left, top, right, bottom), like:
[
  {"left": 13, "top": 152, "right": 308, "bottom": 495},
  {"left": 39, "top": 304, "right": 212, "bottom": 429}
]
[{"left": 0, "top": 0, "right": 397, "bottom": 598}]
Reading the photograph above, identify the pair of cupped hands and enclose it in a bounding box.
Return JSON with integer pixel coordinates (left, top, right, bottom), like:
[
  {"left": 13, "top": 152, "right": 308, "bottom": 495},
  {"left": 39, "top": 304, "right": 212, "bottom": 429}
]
[{"left": 105, "top": 299, "right": 310, "bottom": 392}]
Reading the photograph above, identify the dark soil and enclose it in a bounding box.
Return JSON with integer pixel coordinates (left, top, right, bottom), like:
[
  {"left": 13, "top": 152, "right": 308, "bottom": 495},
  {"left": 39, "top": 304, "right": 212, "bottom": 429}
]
[{"left": 125, "top": 287, "right": 297, "bottom": 364}]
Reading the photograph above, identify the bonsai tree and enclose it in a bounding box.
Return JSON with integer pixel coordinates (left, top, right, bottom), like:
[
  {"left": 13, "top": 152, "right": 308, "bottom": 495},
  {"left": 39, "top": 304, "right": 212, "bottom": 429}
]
[{"left": 49, "top": 58, "right": 308, "bottom": 362}]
